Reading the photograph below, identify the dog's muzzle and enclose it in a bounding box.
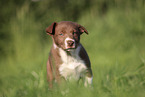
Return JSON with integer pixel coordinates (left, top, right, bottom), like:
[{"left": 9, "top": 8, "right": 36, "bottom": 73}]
[{"left": 65, "top": 38, "right": 75, "bottom": 51}]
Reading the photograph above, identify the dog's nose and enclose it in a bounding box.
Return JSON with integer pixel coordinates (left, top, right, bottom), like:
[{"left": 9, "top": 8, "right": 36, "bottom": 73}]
[{"left": 67, "top": 41, "right": 74, "bottom": 46}]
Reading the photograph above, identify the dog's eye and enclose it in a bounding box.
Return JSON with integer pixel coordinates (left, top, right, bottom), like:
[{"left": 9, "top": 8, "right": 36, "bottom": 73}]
[
  {"left": 73, "top": 32, "right": 77, "bottom": 35},
  {"left": 59, "top": 33, "right": 63, "bottom": 36}
]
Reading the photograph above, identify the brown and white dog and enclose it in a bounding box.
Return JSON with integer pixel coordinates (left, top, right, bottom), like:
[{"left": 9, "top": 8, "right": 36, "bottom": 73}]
[{"left": 46, "top": 21, "right": 93, "bottom": 88}]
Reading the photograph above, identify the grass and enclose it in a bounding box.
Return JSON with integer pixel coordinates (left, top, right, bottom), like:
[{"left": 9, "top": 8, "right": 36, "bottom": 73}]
[{"left": 0, "top": 3, "right": 145, "bottom": 97}]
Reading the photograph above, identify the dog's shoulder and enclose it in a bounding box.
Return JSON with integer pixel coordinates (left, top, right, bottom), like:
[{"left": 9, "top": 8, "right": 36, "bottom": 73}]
[{"left": 78, "top": 44, "right": 91, "bottom": 68}]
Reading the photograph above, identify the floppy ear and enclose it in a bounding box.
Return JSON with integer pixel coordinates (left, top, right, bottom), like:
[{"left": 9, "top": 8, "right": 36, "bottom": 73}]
[
  {"left": 78, "top": 25, "right": 88, "bottom": 35},
  {"left": 46, "top": 22, "right": 57, "bottom": 35}
]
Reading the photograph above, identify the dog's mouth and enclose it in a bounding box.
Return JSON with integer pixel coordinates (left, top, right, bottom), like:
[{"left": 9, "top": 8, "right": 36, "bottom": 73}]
[{"left": 65, "top": 48, "right": 76, "bottom": 51}]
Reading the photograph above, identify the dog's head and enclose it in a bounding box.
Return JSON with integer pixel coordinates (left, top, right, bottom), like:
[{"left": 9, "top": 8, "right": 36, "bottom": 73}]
[{"left": 46, "top": 21, "right": 88, "bottom": 51}]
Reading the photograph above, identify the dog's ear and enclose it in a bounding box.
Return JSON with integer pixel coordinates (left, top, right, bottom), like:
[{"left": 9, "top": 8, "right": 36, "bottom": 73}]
[
  {"left": 46, "top": 22, "right": 57, "bottom": 35},
  {"left": 78, "top": 25, "right": 88, "bottom": 35}
]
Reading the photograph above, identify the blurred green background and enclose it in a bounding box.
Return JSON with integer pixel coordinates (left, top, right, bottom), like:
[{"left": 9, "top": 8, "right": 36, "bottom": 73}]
[{"left": 0, "top": 0, "right": 145, "bottom": 97}]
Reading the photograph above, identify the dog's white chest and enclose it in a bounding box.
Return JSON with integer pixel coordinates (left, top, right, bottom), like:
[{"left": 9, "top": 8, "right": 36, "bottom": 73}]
[{"left": 58, "top": 47, "right": 87, "bottom": 80}]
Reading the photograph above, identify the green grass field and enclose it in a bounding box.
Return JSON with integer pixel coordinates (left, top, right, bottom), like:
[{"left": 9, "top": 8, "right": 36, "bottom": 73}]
[{"left": 0, "top": 2, "right": 145, "bottom": 97}]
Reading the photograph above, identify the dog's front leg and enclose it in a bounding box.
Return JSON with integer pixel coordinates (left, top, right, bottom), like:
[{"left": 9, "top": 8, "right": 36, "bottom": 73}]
[{"left": 84, "top": 68, "right": 93, "bottom": 87}]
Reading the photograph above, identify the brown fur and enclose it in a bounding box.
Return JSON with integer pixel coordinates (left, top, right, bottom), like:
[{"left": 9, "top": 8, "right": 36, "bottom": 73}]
[{"left": 46, "top": 21, "right": 93, "bottom": 88}]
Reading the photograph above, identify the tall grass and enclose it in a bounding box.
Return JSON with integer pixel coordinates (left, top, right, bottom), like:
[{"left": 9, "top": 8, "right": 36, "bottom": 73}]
[
  {"left": 0, "top": 4, "right": 48, "bottom": 97},
  {"left": 0, "top": 2, "right": 145, "bottom": 97}
]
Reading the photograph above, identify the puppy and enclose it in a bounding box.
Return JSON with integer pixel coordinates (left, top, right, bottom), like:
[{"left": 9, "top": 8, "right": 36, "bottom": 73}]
[{"left": 46, "top": 21, "right": 93, "bottom": 88}]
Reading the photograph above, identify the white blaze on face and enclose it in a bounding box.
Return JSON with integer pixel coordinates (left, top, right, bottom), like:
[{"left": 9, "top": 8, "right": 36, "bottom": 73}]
[{"left": 65, "top": 37, "right": 75, "bottom": 49}]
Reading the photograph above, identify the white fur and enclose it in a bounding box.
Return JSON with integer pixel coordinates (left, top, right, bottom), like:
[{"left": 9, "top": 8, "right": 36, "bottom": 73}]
[
  {"left": 59, "top": 45, "right": 87, "bottom": 81},
  {"left": 84, "top": 77, "right": 93, "bottom": 87},
  {"left": 53, "top": 43, "right": 58, "bottom": 49}
]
